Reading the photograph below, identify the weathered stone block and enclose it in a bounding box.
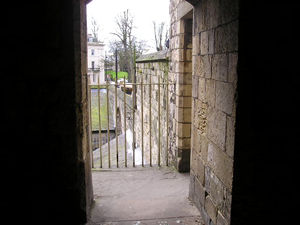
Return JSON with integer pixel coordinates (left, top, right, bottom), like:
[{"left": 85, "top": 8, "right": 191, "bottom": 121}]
[
  {"left": 214, "top": 21, "right": 238, "bottom": 53},
  {"left": 200, "top": 31, "right": 209, "bottom": 55},
  {"left": 198, "top": 78, "right": 206, "bottom": 101},
  {"left": 176, "top": 95, "right": 192, "bottom": 108},
  {"left": 218, "top": 0, "right": 239, "bottom": 25},
  {"left": 178, "top": 19, "right": 185, "bottom": 34},
  {"left": 175, "top": 61, "right": 192, "bottom": 73},
  {"left": 199, "top": 204, "right": 211, "bottom": 225},
  {"left": 176, "top": 84, "right": 192, "bottom": 96},
  {"left": 212, "top": 54, "right": 228, "bottom": 82},
  {"left": 176, "top": 107, "right": 192, "bottom": 123},
  {"left": 196, "top": 156, "right": 205, "bottom": 185},
  {"left": 182, "top": 61, "right": 193, "bottom": 73},
  {"left": 216, "top": 81, "right": 234, "bottom": 115},
  {"left": 192, "top": 34, "right": 200, "bottom": 56},
  {"left": 192, "top": 76, "right": 199, "bottom": 98},
  {"left": 222, "top": 188, "right": 232, "bottom": 221},
  {"left": 178, "top": 33, "right": 185, "bottom": 49},
  {"left": 193, "top": 55, "right": 201, "bottom": 76},
  {"left": 189, "top": 173, "right": 195, "bottom": 200},
  {"left": 177, "top": 122, "right": 191, "bottom": 138},
  {"left": 217, "top": 211, "right": 228, "bottom": 225},
  {"left": 206, "top": 0, "right": 220, "bottom": 29},
  {"left": 177, "top": 72, "right": 193, "bottom": 85},
  {"left": 205, "top": 196, "right": 217, "bottom": 224},
  {"left": 208, "top": 30, "right": 215, "bottom": 55},
  {"left": 199, "top": 135, "right": 208, "bottom": 163},
  {"left": 199, "top": 55, "right": 212, "bottom": 78},
  {"left": 207, "top": 109, "right": 226, "bottom": 150},
  {"left": 194, "top": 176, "right": 206, "bottom": 209},
  {"left": 206, "top": 79, "right": 216, "bottom": 108},
  {"left": 192, "top": 125, "right": 201, "bottom": 155},
  {"left": 186, "top": 49, "right": 192, "bottom": 61},
  {"left": 194, "top": 100, "right": 208, "bottom": 135},
  {"left": 193, "top": 3, "right": 204, "bottom": 33},
  {"left": 225, "top": 116, "right": 235, "bottom": 158},
  {"left": 173, "top": 49, "right": 184, "bottom": 62},
  {"left": 177, "top": 137, "right": 191, "bottom": 149},
  {"left": 207, "top": 142, "right": 233, "bottom": 189},
  {"left": 228, "top": 53, "right": 238, "bottom": 83},
  {"left": 205, "top": 167, "right": 224, "bottom": 209}
]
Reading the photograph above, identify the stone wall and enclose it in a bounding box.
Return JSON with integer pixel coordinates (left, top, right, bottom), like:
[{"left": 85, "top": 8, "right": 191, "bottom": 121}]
[
  {"left": 2, "top": 0, "right": 93, "bottom": 224},
  {"left": 169, "top": 0, "right": 194, "bottom": 172},
  {"left": 76, "top": 0, "right": 94, "bottom": 219},
  {"left": 107, "top": 85, "right": 133, "bottom": 135},
  {"left": 92, "top": 130, "right": 116, "bottom": 150},
  {"left": 170, "top": 0, "right": 239, "bottom": 224},
  {"left": 135, "top": 51, "right": 170, "bottom": 166}
]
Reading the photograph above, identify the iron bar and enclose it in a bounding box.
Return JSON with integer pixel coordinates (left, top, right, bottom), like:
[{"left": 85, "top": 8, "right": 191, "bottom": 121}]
[
  {"left": 87, "top": 75, "right": 94, "bottom": 169},
  {"left": 158, "top": 75, "right": 161, "bottom": 167},
  {"left": 132, "top": 46, "right": 136, "bottom": 167},
  {"left": 124, "top": 75, "right": 127, "bottom": 167},
  {"left": 149, "top": 75, "right": 152, "bottom": 167},
  {"left": 166, "top": 82, "right": 169, "bottom": 166},
  {"left": 119, "top": 82, "right": 171, "bottom": 85},
  {"left": 132, "top": 87, "right": 136, "bottom": 167},
  {"left": 106, "top": 76, "right": 111, "bottom": 168},
  {"left": 141, "top": 75, "right": 144, "bottom": 167},
  {"left": 115, "top": 50, "right": 119, "bottom": 168},
  {"left": 87, "top": 63, "right": 173, "bottom": 169},
  {"left": 92, "top": 82, "right": 173, "bottom": 86},
  {"left": 97, "top": 73, "right": 102, "bottom": 168}
]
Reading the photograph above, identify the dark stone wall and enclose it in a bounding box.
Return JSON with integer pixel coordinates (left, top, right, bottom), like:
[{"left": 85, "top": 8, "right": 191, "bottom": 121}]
[
  {"left": 232, "top": 2, "right": 300, "bottom": 225},
  {"left": 187, "top": 0, "right": 238, "bottom": 224},
  {"left": 2, "top": 0, "right": 91, "bottom": 224}
]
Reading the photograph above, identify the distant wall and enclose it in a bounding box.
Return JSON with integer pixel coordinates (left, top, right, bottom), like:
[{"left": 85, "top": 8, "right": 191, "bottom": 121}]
[{"left": 135, "top": 51, "right": 170, "bottom": 166}]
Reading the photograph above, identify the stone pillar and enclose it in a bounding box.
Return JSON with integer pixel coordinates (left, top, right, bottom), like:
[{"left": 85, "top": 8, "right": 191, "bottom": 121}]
[
  {"left": 74, "top": 0, "right": 94, "bottom": 220},
  {"left": 169, "top": 0, "right": 193, "bottom": 172}
]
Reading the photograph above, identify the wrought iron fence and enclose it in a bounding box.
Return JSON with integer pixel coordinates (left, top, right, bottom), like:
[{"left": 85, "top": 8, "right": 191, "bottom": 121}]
[{"left": 87, "top": 74, "right": 173, "bottom": 169}]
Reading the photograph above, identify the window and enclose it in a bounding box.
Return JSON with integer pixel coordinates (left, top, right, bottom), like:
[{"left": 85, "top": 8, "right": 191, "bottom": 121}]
[
  {"left": 92, "top": 61, "right": 95, "bottom": 69},
  {"left": 91, "top": 49, "right": 95, "bottom": 55}
]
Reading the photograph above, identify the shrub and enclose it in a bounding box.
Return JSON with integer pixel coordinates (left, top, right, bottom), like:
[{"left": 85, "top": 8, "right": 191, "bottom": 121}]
[{"left": 106, "top": 70, "right": 128, "bottom": 81}]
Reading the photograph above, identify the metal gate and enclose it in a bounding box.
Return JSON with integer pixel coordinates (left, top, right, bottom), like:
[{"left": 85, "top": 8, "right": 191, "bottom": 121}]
[{"left": 87, "top": 71, "right": 173, "bottom": 169}]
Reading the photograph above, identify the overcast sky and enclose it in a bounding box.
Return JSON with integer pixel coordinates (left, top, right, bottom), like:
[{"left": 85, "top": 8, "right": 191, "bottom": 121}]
[{"left": 87, "top": 0, "right": 170, "bottom": 54}]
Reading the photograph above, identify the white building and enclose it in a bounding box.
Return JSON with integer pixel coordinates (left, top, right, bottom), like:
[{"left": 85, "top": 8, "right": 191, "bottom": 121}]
[{"left": 87, "top": 34, "right": 105, "bottom": 85}]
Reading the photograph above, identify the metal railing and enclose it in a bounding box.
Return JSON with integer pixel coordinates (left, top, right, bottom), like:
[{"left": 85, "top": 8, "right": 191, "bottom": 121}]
[{"left": 87, "top": 74, "right": 173, "bottom": 169}]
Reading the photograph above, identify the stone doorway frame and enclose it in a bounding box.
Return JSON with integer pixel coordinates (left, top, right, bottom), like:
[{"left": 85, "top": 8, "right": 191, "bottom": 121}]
[{"left": 171, "top": 2, "right": 193, "bottom": 172}]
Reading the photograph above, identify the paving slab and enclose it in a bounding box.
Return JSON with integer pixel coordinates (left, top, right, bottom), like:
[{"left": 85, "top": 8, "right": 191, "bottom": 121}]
[{"left": 87, "top": 167, "right": 202, "bottom": 225}]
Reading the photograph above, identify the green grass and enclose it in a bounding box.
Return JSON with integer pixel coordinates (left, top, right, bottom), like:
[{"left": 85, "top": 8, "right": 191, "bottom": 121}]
[
  {"left": 91, "top": 90, "right": 108, "bottom": 131},
  {"left": 90, "top": 85, "right": 106, "bottom": 89},
  {"left": 106, "top": 70, "right": 128, "bottom": 81}
]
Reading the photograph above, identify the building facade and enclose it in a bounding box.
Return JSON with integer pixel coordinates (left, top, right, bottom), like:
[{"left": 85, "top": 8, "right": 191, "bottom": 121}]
[{"left": 87, "top": 34, "right": 105, "bottom": 85}]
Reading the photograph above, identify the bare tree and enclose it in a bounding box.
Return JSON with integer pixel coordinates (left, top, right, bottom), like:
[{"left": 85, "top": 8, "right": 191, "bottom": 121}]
[
  {"left": 110, "top": 10, "right": 147, "bottom": 82},
  {"left": 153, "top": 21, "right": 169, "bottom": 51},
  {"left": 90, "top": 17, "right": 99, "bottom": 41}
]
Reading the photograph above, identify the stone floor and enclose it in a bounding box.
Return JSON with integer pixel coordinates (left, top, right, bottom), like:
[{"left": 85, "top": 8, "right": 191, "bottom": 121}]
[{"left": 86, "top": 167, "right": 202, "bottom": 225}]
